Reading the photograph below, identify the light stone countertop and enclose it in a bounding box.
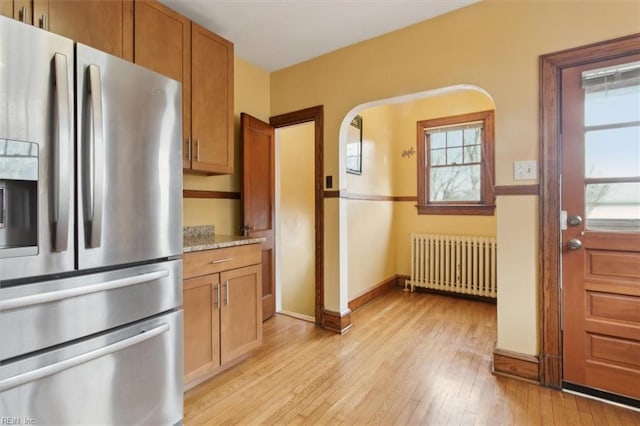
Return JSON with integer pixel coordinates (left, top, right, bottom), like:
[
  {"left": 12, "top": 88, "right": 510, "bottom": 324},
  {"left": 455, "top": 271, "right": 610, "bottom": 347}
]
[{"left": 183, "top": 226, "right": 265, "bottom": 253}]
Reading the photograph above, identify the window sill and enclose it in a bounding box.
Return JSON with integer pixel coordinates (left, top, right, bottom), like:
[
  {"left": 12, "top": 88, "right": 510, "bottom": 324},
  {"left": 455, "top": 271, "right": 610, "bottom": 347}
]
[{"left": 416, "top": 204, "right": 495, "bottom": 216}]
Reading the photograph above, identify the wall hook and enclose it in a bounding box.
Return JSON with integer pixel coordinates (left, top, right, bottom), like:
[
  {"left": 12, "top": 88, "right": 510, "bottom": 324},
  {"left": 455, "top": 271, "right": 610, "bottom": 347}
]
[{"left": 401, "top": 146, "right": 416, "bottom": 158}]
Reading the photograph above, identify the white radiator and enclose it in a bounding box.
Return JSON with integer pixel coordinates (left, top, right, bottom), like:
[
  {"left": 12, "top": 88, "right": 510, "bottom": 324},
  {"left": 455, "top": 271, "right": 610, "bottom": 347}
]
[{"left": 409, "top": 234, "right": 497, "bottom": 298}]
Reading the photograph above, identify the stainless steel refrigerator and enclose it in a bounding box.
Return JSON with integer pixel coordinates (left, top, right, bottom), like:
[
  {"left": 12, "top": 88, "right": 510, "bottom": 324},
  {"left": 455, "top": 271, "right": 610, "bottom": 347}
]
[{"left": 0, "top": 16, "right": 184, "bottom": 425}]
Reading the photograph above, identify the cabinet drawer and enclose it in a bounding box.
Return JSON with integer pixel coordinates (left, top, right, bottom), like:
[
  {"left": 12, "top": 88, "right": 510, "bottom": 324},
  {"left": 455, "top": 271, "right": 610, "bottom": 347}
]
[{"left": 183, "top": 244, "right": 261, "bottom": 279}]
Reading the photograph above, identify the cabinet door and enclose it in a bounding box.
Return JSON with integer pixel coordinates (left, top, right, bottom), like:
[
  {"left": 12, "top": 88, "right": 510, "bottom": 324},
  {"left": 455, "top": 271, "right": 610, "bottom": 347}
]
[
  {"left": 12, "top": 0, "right": 31, "bottom": 23},
  {"left": 34, "top": 0, "right": 133, "bottom": 59},
  {"left": 1, "top": 1, "right": 13, "bottom": 19},
  {"left": 220, "top": 265, "right": 262, "bottom": 364},
  {"left": 191, "top": 22, "right": 234, "bottom": 174},
  {"left": 134, "top": 0, "right": 191, "bottom": 168},
  {"left": 183, "top": 274, "right": 221, "bottom": 385}
]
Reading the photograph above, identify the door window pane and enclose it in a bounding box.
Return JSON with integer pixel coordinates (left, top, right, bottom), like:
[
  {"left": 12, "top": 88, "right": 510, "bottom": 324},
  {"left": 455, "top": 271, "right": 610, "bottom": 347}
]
[
  {"left": 586, "top": 182, "right": 640, "bottom": 231},
  {"left": 585, "top": 126, "right": 640, "bottom": 178},
  {"left": 585, "top": 85, "right": 640, "bottom": 127}
]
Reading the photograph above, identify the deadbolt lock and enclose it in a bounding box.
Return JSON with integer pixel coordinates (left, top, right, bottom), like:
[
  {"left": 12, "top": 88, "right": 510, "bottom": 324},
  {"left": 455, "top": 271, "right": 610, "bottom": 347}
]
[{"left": 567, "top": 215, "right": 583, "bottom": 227}]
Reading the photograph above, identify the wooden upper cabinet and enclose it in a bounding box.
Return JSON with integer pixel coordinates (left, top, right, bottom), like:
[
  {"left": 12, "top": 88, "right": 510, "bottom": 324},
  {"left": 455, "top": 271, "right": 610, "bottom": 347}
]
[
  {"left": 133, "top": 0, "right": 234, "bottom": 174},
  {"left": 133, "top": 0, "right": 191, "bottom": 169},
  {"left": 2, "top": 0, "right": 132, "bottom": 59},
  {"left": 133, "top": 0, "right": 189, "bottom": 83},
  {"left": 1, "top": 0, "right": 32, "bottom": 23},
  {"left": 191, "top": 23, "right": 234, "bottom": 174},
  {"left": 39, "top": 0, "right": 133, "bottom": 60},
  {"left": 0, "top": 1, "right": 14, "bottom": 19},
  {"left": 13, "top": 0, "right": 31, "bottom": 23}
]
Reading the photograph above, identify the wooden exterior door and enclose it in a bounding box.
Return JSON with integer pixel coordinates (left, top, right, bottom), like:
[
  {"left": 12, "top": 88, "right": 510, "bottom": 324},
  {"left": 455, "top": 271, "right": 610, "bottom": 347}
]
[
  {"left": 561, "top": 54, "right": 640, "bottom": 401},
  {"left": 242, "top": 113, "right": 276, "bottom": 321}
]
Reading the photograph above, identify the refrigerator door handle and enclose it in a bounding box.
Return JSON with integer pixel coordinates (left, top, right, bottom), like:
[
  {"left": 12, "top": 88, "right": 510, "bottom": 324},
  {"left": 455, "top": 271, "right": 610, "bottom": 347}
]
[
  {"left": 53, "top": 53, "right": 71, "bottom": 252},
  {"left": 86, "top": 64, "right": 105, "bottom": 248},
  {"left": 0, "top": 269, "right": 169, "bottom": 311},
  {"left": 0, "top": 322, "right": 170, "bottom": 392}
]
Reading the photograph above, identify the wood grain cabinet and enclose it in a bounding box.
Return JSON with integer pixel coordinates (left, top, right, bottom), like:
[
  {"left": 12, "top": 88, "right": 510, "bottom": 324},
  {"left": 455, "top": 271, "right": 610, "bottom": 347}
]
[
  {"left": 0, "top": 0, "right": 31, "bottom": 23},
  {"left": 1, "top": 0, "right": 133, "bottom": 60},
  {"left": 134, "top": 0, "right": 234, "bottom": 175},
  {"left": 183, "top": 244, "right": 262, "bottom": 389}
]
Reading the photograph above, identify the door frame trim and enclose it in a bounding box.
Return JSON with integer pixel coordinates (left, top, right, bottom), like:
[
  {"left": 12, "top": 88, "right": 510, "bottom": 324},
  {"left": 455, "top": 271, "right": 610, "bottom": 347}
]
[
  {"left": 539, "top": 33, "right": 640, "bottom": 388},
  {"left": 270, "top": 106, "right": 325, "bottom": 327}
]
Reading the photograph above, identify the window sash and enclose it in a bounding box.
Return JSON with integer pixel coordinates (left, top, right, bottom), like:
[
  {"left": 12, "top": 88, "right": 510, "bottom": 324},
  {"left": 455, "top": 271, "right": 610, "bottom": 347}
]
[
  {"left": 416, "top": 110, "right": 495, "bottom": 216},
  {"left": 426, "top": 126, "right": 484, "bottom": 202}
]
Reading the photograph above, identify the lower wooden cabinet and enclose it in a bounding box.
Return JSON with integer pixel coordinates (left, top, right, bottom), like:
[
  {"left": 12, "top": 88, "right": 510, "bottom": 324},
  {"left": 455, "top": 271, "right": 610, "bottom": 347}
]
[
  {"left": 183, "top": 244, "right": 262, "bottom": 389},
  {"left": 183, "top": 273, "right": 220, "bottom": 384}
]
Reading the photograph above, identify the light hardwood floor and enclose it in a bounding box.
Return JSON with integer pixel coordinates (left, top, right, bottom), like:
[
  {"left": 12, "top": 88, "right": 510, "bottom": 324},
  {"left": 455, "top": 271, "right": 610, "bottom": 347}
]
[{"left": 184, "top": 288, "right": 640, "bottom": 425}]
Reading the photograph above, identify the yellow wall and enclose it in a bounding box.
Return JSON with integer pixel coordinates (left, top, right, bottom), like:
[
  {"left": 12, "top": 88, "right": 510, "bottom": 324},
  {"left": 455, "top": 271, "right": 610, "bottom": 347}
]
[
  {"left": 278, "top": 123, "right": 316, "bottom": 317},
  {"left": 389, "top": 91, "right": 497, "bottom": 274},
  {"left": 347, "top": 105, "right": 394, "bottom": 195},
  {"left": 346, "top": 91, "right": 497, "bottom": 300},
  {"left": 347, "top": 200, "right": 396, "bottom": 300},
  {"left": 183, "top": 56, "right": 270, "bottom": 234},
  {"left": 346, "top": 105, "right": 397, "bottom": 300},
  {"left": 271, "top": 0, "right": 640, "bottom": 355}
]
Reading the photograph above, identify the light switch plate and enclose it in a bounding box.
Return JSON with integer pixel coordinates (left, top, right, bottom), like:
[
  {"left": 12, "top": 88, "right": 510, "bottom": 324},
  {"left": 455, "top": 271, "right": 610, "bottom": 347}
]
[{"left": 514, "top": 160, "right": 537, "bottom": 180}]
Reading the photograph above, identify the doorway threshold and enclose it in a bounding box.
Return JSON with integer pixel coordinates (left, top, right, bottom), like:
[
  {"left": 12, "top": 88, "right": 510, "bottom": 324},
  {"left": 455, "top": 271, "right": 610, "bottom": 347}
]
[{"left": 563, "top": 382, "right": 640, "bottom": 412}]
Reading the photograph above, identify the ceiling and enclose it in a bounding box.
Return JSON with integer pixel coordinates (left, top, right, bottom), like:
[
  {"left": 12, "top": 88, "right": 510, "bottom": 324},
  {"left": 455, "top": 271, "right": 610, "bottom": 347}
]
[{"left": 159, "top": 0, "right": 480, "bottom": 72}]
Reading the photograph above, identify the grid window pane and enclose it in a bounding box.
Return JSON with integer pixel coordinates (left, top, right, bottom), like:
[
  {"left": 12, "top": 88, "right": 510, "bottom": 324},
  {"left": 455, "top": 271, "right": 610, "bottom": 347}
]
[
  {"left": 463, "top": 128, "right": 481, "bottom": 146},
  {"left": 447, "top": 130, "right": 463, "bottom": 147},
  {"left": 447, "top": 147, "right": 463, "bottom": 165},
  {"left": 464, "top": 145, "right": 480, "bottom": 163},
  {"left": 431, "top": 148, "right": 446, "bottom": 166},
  {"left": 430, "top": 132, "right": 446, "bottom": 149}
]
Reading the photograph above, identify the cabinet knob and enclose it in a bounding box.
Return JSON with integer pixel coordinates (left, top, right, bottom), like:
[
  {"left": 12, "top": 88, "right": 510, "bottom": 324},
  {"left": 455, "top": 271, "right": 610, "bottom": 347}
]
[{"left": 241, "top": 224, "right": 255, "bottom": 236}]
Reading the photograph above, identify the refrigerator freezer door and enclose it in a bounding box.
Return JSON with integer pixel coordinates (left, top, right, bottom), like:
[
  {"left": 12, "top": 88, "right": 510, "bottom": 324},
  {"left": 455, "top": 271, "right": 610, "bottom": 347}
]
[
  {"left": 0, "top": 259, "right": 181, "bottom": 361},
  {"left": 76, "top": 43, "right": 183, "bottom": 270},
  {"left": 0, "top": 310, "right": 183, "bottom": 425},
  {"left": 0, "top": 16, "right": 75, "bottom": 281}
]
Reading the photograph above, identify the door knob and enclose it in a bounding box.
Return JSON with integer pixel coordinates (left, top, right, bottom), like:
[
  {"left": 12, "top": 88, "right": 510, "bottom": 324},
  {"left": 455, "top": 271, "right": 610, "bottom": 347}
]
[{"left": 567, "top": 239, "right": 583, "bottom": 251}]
